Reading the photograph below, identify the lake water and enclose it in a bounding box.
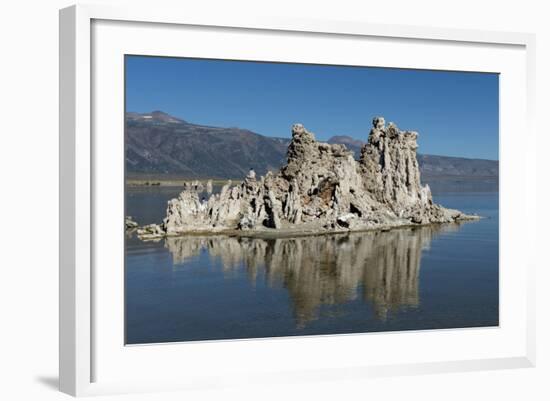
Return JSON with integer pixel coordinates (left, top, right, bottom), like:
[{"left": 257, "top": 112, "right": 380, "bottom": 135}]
[{"left": 125, "top": 184, "right": 499, "bottom": 344}]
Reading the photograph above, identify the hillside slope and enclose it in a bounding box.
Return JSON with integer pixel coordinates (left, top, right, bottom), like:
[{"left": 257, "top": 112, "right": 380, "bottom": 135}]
[{"left": 126, "top": 112, "right": 498, "bottom": 180}]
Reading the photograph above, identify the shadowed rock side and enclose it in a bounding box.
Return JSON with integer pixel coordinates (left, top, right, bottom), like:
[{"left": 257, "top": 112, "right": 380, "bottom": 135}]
[
  {"left": 137, "top": 117, "right": 477, "bottom": 240},
  {"left": 163, "top": 225, "right": 459, "bottom": 327}
]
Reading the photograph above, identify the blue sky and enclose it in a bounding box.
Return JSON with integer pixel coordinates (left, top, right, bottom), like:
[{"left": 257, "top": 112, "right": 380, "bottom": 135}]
[{"left": 126, "top": 56, "right": 499, "bottom": 160}]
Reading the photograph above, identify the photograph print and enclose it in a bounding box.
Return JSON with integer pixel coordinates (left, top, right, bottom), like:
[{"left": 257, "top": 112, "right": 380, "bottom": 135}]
[{"left": 124, "top": 56, "right": 499, "bottom": 344}]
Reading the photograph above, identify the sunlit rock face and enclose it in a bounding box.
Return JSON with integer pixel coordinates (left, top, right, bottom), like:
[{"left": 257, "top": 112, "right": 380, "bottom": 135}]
[
  {"left": 359, "top": 117, "right": 444, "bottom": 223},
  {"left": 163, "top": 225, "right": 460, "bottom": 327},
  {"left": 137, "top": 118, "right": 475, "bottom": 240}
]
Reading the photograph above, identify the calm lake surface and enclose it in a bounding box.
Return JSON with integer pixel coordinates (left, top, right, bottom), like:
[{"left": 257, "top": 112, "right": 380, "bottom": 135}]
[{"left": 125, "top": 183, "right": 499, "bottom": 344}]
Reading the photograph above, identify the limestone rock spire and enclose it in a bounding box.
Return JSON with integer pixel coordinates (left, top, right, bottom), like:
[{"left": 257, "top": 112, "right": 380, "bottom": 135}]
[{"left": 136, "top": 117, "right": 475, "bottom": 240}]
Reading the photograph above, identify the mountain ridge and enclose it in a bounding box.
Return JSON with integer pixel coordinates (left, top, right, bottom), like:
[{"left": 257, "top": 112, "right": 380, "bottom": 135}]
[{"left": 125, "top": 111, "right": 498, "bottom": 180}]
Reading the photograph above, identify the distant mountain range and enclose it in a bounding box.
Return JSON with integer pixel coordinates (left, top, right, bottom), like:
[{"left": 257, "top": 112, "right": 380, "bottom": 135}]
[
  {"left": 126, "top": 111, "right": 499, "bottom": 181},
  {"left": 326, "top": 135, "right": 499, "bottom": 179}
]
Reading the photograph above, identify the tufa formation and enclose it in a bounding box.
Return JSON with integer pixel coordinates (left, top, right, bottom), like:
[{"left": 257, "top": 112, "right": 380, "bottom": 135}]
[{"left": 137, "top": 117, "right": 477, "bottom": 240}]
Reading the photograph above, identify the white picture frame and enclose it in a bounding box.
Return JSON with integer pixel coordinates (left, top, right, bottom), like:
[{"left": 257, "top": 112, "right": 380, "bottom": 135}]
[{"left": 59, "top": 3, "right": 536, "bottom": 397}]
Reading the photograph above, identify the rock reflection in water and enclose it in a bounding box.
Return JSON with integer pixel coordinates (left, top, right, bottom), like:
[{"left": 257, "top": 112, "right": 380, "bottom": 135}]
[{"left": 164, "top": 224, "right": 460, "bottom": 327}]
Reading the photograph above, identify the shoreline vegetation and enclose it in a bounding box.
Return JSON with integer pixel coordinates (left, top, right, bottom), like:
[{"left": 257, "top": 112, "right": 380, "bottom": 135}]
[
  {"left": 126, "top": 175, "right": 498, "bottom": 187},
  {"left": 126, "top": 178, "right": 240, "bottom": 187}
]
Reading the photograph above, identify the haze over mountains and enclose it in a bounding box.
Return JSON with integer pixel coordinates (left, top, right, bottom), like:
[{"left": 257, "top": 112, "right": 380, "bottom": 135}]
[{"left": 126, "top": 111, "right": 499, "bottom": 182}]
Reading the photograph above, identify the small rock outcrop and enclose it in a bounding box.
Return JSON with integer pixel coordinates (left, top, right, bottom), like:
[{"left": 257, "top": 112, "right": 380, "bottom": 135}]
[
  {"left": 125, "top": 216, "right": 139, "bottom": 230},
  {"left": 136, "top": 117, "right": 476, "bottom": 240}
]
